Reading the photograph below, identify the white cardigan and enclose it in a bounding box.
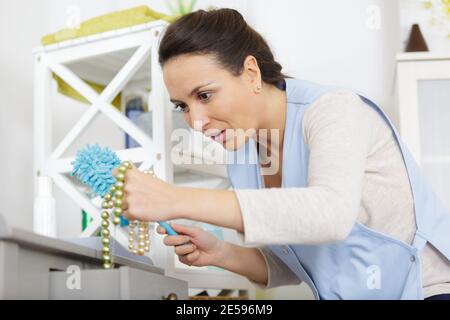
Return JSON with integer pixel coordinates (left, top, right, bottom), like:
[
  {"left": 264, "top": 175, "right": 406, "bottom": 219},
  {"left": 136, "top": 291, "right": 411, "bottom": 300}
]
[{"left": 235, "top": 91, "right": 450, "bottom": 298}]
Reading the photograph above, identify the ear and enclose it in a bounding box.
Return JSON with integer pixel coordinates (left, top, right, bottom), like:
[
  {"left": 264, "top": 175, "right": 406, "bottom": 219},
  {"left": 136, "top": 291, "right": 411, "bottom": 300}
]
[{"left": 242, "top": 55, "right": 262, "bottom": 93}]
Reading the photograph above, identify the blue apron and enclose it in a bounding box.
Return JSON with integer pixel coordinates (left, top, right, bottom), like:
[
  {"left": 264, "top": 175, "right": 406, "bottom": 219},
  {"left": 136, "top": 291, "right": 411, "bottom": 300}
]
[{"left": 227, "top": 79, "right": 450, "bottom": 300}]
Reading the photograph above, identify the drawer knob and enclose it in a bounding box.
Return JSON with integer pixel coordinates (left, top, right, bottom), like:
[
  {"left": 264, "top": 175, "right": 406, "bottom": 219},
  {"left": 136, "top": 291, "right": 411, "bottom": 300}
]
[{"left": 163, "top": 293, "right": 178, "bottom": 300}]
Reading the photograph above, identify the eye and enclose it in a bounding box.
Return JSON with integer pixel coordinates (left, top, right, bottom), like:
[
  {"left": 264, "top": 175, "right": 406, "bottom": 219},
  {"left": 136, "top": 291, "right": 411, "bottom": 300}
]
[
  {"left": 173, "top": 103, "right": 189, "bottom": 113},
  {"left": 198, "top": 92, "right": 212, "bottom": 102}
]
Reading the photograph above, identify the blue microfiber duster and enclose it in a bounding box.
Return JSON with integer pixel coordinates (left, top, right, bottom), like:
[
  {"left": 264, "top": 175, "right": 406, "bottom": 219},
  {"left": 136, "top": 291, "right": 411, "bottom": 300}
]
[
  {"left": 71, "top": 144, "right": 177, "bottom": 236},
  {"left": 71, "top": 144, "right": 121, "bottom": 197}
]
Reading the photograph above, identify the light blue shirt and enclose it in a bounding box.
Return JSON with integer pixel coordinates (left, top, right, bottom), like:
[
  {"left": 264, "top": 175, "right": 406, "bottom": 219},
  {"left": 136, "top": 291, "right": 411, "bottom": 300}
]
[{"left": 227, "top": 79, "right": 450, "bottom": 300}]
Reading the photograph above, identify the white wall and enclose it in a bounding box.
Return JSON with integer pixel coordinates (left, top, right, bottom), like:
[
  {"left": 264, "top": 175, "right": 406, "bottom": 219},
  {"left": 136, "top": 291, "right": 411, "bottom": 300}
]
[
  {"left": 247, "top": 0, "right": 401, "bottom": 121},
  {"left": 0, "top": 0, "right": 50, "bottom": 230}
]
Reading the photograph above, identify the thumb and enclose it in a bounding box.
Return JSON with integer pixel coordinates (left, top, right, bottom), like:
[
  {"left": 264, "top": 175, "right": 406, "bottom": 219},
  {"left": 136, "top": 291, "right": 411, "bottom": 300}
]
[
  {"left": 169, "top": 223, "right": 200, "bottom": 238},
  {"left": 112, "top": 161, "right": 136, "bottom": 176}
]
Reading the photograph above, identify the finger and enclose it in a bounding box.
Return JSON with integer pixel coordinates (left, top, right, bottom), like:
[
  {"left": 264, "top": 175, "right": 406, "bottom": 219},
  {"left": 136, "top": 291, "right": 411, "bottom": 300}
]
[
  {"left": 178, "top": 255, "right": 191, "bottom": 266},
  {"left": 169, "top": 223, "right": 200, "bottom": 237},
  {"left": 112, "top": 161, "right": 136, "bottom": 179},
  {"left": 178, "top": 253, "right": 197, "bottom": 266},
  {"left": 156, "top": 226, "right": 167, "bottom": 235},
  {"left": 121, "top": 196, "right": 128, "bottom": 211},
  {"left": 119, "top": 189, "right": 128, "bottom": 210},
  {"left": 163, "top": 235, "right": 191, "bottom": 246},
  {"left": 175, "top": 243, "right": 197, "bottom": 256},
  {"left": 122, "top": 210, "right": 131, "bottom": 221},
  {"left": 185, "top": 250, "right": 200, "bottom": 263},
  {"left": 128, "top": 162, "right": 137, "bottom": 170},
  {"left": 122, "top": 207, "right": 135, "bottom": 222}
]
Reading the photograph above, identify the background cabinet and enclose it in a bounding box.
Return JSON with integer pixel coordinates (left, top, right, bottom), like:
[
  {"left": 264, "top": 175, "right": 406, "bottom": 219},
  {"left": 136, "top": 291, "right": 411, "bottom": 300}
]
[{"left": 397, "top": 53, "right": 450, "bottom": 209}]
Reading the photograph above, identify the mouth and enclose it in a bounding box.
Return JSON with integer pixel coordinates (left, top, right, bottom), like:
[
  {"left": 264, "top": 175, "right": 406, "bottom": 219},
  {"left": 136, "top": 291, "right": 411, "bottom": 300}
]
[{"left": 210, "top": 130, "right": 227, "bottom": 143}]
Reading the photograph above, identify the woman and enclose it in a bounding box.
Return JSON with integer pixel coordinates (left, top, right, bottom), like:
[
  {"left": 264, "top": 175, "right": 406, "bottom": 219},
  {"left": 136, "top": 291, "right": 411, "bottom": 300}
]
[{"left": 114, "top": 8, "right": 450, "bottom": 300}]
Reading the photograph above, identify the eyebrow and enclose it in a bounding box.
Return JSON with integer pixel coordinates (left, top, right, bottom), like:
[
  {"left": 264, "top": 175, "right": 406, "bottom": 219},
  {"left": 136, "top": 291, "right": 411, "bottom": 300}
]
[{"left": 170, "top": 82, "right": 215, "bottom": 103}]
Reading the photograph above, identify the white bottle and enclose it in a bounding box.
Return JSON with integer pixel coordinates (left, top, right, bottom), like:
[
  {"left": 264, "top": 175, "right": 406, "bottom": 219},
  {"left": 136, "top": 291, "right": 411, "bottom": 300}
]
[{"left": 33, "top": 176, "right": 57, "bottom": 238}]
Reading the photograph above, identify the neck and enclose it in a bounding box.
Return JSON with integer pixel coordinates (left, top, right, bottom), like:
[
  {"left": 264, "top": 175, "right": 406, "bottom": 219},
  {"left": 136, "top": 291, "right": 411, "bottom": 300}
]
[
  {"left": 255, "top": 84, "right": 287, "bottom": 155},
  {"left": 252, "top": 83, "right": 287, "bottom": 176}
]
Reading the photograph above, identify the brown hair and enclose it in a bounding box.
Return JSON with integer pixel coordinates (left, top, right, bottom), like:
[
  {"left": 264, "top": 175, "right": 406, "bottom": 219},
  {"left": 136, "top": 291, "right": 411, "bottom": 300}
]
[{"left": 158, "top": 8, "right": 288, "bottom": 87}]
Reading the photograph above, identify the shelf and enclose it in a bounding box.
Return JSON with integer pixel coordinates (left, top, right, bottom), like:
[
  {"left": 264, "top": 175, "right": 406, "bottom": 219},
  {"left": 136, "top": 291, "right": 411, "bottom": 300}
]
[
  {"left": 397, "top": 52, "right": 450, "bottom": 62},
  {"left": 65, "top": 47, "right": 151, "bottom": 88},
  {"left": 33, "top": 20, "right": 167, "bottom": 54}
]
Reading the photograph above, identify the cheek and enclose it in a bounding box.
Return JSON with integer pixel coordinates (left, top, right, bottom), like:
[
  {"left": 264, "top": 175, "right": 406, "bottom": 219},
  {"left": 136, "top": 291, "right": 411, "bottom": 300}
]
[
  {"left": 183, "top": 113, "right": 192, "bottom": 127},
  {"left": 212, "top": 95, "right": 244, "bottom": 124},
  {"left": 223, "top": 131, "right": 248, "bottom": 151},
  {"left": 220, "top": 85, "right": 255, "bottom": 126}
]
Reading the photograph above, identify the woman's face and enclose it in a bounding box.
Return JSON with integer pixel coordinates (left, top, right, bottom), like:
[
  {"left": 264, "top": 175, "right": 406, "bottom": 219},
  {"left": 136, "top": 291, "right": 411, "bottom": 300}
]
[{"left": 163, "top": 53, "right": 261, "bottom": 151}]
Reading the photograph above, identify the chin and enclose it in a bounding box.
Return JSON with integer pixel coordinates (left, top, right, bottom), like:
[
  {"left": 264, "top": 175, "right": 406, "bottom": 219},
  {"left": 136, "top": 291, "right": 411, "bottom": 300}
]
[{"left": 222, "top": 137, "right": 247, "bottom": 151}]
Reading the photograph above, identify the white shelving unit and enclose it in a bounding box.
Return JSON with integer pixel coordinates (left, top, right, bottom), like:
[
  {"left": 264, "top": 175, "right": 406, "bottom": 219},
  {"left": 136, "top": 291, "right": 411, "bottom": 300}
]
[
  {"left": 33, "top": 20, "right": 253, "bottom": 297},
  {"left": 396, "top": 52, "right": 450, "bottom": 210}
]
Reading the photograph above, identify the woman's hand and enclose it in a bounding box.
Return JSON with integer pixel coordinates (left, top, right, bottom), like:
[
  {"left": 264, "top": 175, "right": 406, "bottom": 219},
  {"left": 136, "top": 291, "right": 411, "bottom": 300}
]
[
  {"left": 112, "top": 163, "right": 245, "bottom": 233},
  {"left": 112, "top": 165, "right": 178, "bottom": 223},
  {"left": 158, "top": 222, "right": 269, "bottom": 286},
  {"left": 157, "top": 223, "right": 225, "bottom": 267}
]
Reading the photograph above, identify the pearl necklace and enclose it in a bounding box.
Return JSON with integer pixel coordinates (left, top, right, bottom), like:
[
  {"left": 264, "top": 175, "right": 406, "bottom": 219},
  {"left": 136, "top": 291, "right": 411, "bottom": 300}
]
[{"left": 99, "top": 161, "right": 151, "bottom": 269}]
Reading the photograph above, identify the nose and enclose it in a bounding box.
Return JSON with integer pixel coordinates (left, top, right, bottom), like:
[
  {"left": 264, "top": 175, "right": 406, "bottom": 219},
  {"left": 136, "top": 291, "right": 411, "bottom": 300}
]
[{"left": 189, "top": 104, "right": 211, "bottom": 133}]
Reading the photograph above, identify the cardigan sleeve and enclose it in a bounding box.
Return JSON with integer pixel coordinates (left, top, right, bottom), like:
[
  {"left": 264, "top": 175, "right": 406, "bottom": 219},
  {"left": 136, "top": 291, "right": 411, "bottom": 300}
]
[
  {"left": 235, "top": 91, "right": 372, "bottom": 245},
  {"left": 249, "top": 247, "right": 302, "bottom": 289}
]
